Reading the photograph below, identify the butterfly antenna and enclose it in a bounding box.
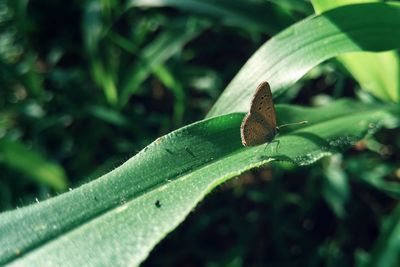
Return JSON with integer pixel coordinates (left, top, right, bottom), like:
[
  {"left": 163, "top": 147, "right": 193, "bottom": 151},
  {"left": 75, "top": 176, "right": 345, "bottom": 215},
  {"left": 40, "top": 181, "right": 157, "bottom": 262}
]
[{"left": 277, "top": 120, "right": 308, "bottom": 130}]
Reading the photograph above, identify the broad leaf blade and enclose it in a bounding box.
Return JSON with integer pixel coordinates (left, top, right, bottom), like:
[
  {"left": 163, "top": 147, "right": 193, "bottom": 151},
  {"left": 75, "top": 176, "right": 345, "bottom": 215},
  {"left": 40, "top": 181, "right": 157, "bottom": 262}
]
[
  {"left": 207, "top": 2, "right": 400, "bottom": 117},
  {"left": 1, "top": 100, "right": 398, "bottom": 266},
  {"left": 312, "top": 0, "right": 400, "bottom": 103},
  {"left": 2, "top": 3, "right": 400, "bottom": 267}
]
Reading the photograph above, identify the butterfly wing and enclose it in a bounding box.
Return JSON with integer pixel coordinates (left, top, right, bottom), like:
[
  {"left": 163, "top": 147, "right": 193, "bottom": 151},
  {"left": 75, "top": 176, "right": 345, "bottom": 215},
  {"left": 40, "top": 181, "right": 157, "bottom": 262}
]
[
  {"left": 241, "top": 113, "right": 274, "bottom": 146},
  {"left": 240, "top": 81, "right": 277, "bottom": 146},
  {"left": 250, "top": 82, "right": 277, "bottom": 129}
]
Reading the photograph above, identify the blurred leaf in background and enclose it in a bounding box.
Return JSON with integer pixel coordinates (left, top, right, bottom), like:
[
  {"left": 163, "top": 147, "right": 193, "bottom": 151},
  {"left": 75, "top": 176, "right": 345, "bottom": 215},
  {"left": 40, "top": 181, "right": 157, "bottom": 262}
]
[
  {"left": 0, "top": 138, "right": 68, "bottom": 192},
  {"left": 311, "top": 0, "right": 400, "bottom": 103}
]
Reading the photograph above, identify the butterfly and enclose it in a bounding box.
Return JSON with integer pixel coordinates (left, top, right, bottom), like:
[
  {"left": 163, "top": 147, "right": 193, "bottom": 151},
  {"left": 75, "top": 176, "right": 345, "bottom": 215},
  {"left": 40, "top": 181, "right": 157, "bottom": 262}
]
[{"left": 240, "top": 81, "right": 307, "bottom": 147}]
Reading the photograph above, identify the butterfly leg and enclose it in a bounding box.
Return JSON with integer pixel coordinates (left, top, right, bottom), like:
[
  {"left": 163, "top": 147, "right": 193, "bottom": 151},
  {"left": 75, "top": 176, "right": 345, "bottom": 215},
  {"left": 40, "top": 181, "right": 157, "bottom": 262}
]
[
  {"left": 263, "top": 139, "right": 280, "bottom": 153},
  {"left": 271, "top": 139, "right": 280, "bottom": 152}
]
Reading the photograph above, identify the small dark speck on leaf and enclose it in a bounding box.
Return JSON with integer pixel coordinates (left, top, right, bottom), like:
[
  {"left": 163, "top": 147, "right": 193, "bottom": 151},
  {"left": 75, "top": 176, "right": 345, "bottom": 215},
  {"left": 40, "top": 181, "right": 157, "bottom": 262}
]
[
  {"left": 185, "top": 147, "right": 196, "bottom": 158},
  {"left": 155, "top": 200, "right": 162, "bottom": 208},
  {"left": 165, "top": 148, "right": 174, "bottom": 154}
]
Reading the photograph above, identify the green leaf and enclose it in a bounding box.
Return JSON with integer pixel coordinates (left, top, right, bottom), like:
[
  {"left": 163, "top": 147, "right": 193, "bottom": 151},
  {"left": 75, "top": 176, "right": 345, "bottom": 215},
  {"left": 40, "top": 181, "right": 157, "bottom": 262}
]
[
  {"left": 347, "top": 155, "right": 400, "bottom": 199},
  {"left": 152, "top": 64, "right": 186, "bottom": 126},
  {"left": 311, "top": 0, "right": 400, "bottom": 103},
  {"left": 322, "top": 154, "right": 350, "bottom": 219},
  {"left": 207, "top": 2, "right": 400, "bottom": 117},
  {"left": 360, "top": 205, "right": 400, "bottom": 267},
  {"left": 0, "top": 100, "right": 398, "bottom": 266},
  {"left": 119, "top": 18, "right": 206, "bottom": 107},
  {"left": 0, "top": 139, "right": 68, "bottom": 192},
  {"left": 312, "top": 0, "right": 378, "bottom": 12},
  {"left": 83, "top": 0, "right": 118, "bottom": 105},
  {"left": 339, "top": 51, "right": 400, "bottom": 102},
  {"left": 2, "top": 3, "right": 400, "bottom": 267},
  {"left": 126, "top": 0, "right": 295, "bottom": 34}
]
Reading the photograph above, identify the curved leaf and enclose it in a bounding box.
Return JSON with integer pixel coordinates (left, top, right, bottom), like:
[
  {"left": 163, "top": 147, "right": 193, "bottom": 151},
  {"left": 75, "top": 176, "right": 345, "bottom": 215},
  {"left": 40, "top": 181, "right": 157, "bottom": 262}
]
[
  {"left": 2, "top": 3, "right": 400, "bottom": 267},
  {"left": 311, "top": 0, "right": 400, "bottom": 103},
  {"left": 207, "top": 2, "right": 400, "bottom": 117},
  {"left": 1, "top": 100, "right": 398, "bottom": 266}
]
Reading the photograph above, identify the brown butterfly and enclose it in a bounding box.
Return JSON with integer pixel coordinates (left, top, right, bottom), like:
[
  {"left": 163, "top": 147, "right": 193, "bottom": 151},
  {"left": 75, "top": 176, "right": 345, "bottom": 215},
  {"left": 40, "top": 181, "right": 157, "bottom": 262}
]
[{"left": 240, "top": 81, "right": 307, "bottom": 147}]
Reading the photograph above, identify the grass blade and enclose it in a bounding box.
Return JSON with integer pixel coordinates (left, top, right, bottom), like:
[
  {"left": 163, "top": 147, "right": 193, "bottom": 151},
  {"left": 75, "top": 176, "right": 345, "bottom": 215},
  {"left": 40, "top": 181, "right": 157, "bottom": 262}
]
[
  {"left": 207, "top": 2, "right": 400, "bottom": 117},
  {"left": 311, "top": 0, "right": 400, "bottom": 103},
  {"left": 0, "top": 139, "right": 68, "bottom": 192},
  {"left": 0, "top": 100, "right": 398, "bottom": 266}
]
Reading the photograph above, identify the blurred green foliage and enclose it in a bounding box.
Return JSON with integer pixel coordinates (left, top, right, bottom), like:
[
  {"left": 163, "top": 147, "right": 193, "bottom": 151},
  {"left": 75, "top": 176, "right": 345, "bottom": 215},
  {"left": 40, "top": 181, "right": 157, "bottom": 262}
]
[{"left": 0, "top": 0, "right": 399, "bottom": 266}]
